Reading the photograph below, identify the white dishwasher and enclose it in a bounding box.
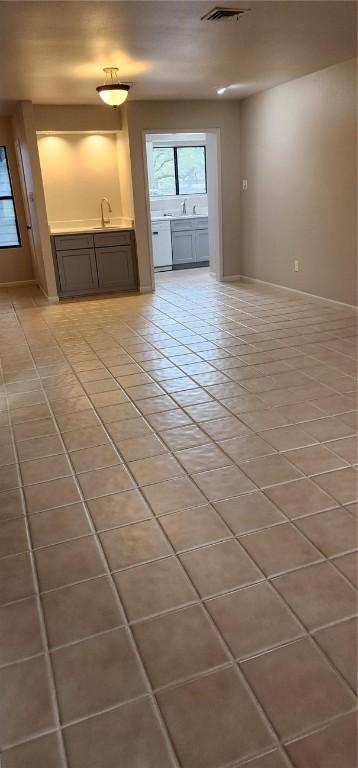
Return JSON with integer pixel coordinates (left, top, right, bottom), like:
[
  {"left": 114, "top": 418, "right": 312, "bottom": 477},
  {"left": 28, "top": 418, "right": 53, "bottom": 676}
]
[{"left": 151, "top": 220, "right": 172, "bottom": 271}]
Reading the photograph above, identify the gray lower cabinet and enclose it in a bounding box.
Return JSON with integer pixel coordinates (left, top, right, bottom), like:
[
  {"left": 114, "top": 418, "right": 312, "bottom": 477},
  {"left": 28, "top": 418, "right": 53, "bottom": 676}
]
[
  {"left": 96, "top": 245, "right": 135, "bottom": 290},
  {"left": 171, "top": 218, "right": 209, "bottom": 267},
  {"left": 52, "top": 229, "right": 137, "bottom": 297},
  {"left": 56, "top": 248, "right": 98, "bottom": 294},
  {"left": 195, "top": 228, "right": 209, "bottom": 262},
  {"left": 171, "top": 231, "right": 196, "bottom": 265}
]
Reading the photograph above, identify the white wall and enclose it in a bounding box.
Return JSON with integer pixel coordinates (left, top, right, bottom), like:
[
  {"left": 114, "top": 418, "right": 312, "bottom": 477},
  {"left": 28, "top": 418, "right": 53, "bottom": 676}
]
[{"left": 240, "top": 58, "right": 357, "bottom": 305}]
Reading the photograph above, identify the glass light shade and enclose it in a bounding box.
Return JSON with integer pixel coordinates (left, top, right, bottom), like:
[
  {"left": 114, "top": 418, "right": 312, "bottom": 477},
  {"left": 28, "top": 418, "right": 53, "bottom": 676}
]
[{"left": 96, "top": 84, "right": 130, "bottom": 107}]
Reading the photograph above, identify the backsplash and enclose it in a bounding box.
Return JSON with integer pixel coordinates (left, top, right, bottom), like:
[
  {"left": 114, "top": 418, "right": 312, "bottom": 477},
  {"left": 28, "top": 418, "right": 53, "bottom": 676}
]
[{"left": 150, "top": 193, "right": 208, "bottom": 218}]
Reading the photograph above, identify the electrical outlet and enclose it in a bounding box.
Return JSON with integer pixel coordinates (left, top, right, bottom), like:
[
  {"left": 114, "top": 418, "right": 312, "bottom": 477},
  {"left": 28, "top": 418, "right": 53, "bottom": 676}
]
[
  {"left": 294, "top": 260, "right": 299, "bottom": 272},
  {"left": 242, "top": 179, "right": 248, "bottom": 191}
]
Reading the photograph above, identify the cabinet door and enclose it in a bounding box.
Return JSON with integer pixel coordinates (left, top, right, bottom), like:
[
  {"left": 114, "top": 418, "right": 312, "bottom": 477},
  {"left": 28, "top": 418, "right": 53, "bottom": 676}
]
[
  {"left": 96, "top": 245, "right": 136, "bottom": 290},
  {"left": 171, "top": 231, "right": 195, "bottom": 265},
  {"left": 195, "top": 228, "right": 209, "bottom": 262},
  {"left": 57, "top": 248, "right": 98, "bottom": 294}
]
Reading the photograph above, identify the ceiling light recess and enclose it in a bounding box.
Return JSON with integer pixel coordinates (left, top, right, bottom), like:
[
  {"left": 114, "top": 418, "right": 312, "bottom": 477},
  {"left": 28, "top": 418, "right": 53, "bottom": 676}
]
[
  {"left": 96, "top": 67, "right": 131, "bottom": 108},
  {"left": 201, "top": 7, "right": 250, "bottom": 21}
]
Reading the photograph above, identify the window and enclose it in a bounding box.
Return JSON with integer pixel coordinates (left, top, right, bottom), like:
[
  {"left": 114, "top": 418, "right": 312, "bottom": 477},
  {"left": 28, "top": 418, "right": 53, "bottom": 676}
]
[
  {"left": 0, "top": 146, "right": 21, "bottom": 248},
  {"left": 150, "top": 145, "right": 207, "bottom": 197}
]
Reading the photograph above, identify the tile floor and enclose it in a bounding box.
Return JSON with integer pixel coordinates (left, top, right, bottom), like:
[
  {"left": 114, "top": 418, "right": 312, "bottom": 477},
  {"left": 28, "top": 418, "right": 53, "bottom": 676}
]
[{"left": 0, "top": 270, "right": 357, "bottom": 768}]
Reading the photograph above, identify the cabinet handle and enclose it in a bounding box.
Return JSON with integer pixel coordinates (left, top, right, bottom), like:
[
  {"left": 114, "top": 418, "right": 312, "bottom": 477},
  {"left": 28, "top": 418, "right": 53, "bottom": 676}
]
[{"left": 152, "top": 231, "right": 159, "bottom": 235}]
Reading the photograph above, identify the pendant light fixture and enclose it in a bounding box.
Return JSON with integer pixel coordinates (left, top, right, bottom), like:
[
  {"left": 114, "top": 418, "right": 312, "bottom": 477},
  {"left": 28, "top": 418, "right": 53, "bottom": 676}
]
[{"left": 96, "top": 67, "right": 130, "bottom": 108}]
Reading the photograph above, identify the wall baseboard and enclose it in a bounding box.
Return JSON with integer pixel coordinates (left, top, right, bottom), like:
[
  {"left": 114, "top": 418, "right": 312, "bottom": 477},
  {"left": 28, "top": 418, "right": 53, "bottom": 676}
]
[
  {"left": 140, "top": 285, "right": 154, "bottom": 294},
  {"left": 0, "top": 279, "right": 36, "bottom": 288},
  {"left": 238, "top": 274, "right": 358, "bottom": 310},
  {"left": 220, "top": 274, "right": 241, "bottom": 283},
  {"left": 38, "top": 283, "right": 59, "bottom": 304}
]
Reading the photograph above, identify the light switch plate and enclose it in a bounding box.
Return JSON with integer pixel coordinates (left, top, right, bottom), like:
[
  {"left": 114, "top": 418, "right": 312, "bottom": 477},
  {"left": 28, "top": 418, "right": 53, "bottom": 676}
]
[{"left": 242, "top": 179, "right": 248, "bottom": 191}]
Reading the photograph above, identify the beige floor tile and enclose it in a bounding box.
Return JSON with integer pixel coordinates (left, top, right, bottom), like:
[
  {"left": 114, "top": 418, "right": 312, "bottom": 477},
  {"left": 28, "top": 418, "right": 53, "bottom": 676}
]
[
  {"left": 161, "top": 424, "right": 209, "bottom": 451},
  {"left": 42, "top": 576, "right": 124, "bottom": 647},
  {"left": 160, "top": 505, "right": 231, "bottom": 552},
  {"left": 295, "top": 508, "right": 357, "bottom": 557},
  {"left": 285, "top": 712, "right": 357, "bottom": 768},
  {"left": 70, "top": 443, "right": 120, "bottom": 472},
  {"left": 0, "top": 517, "right": 28, "bottom": 557},
  {"left": 29, "top": 502, "right": 91, "bottom": 547},
  {"left": 207, "top": 581, "right": 303, "bottom": 659},
  {"left": 239, "top": 454, "right": 303, "bottom": 488},
  {"left": 0, "top": 597, "right": 43, "bottom": 665},
  {"left": 261, "top": 424, "right": 317, "bottom": 451},
  {"left": 21, "top": 453, "right": 72, "bottom": 485},
  {"left": 16, "top": 434, "right": 64, "bottom": 461},
  {"left": 240, "top": 523, "right": 323, "bottom": 576},
  {"left": 242, "top": 638, "right": 355, "bottom": 740},
  {"left": 157, "top": 667, "right": 274, "bottom": 768},
  {"left": 88, "top": 489, "right": 152, "bottom": 530},
  {"left": 193, "top": 465, "right": 256, "bottom": 501},
  {"left": 313, "top": 617, "right": 357, "bottom": 693},
  {"left": 312, "top": 467, "right": 358, "bottom": 504},
  {"left": 52, "top": 628, "right": 147, "bottom": 722},
  {"left": 332, "top": 551, "right": 358, "bottom": 586},
  {"left": 114, "top": 556, "right": 197, "bottom": 621},
  {"left": 1, "top": 733, "right": 63, "bottom": 768},
  {"left": 24, "top": 475, "right": 81, "bottom": 513},
  {"left": 142, "top": 476, "right": 206, "bottom": 515},
  {"left": 273, "top": 561, "right": 357, "bottom": 629},
  {"left": 264, "top": 477, "right": 336, "bottom": 519},
  {"left": 64, "top": 698, "right": 175, "bottom": 768},
  {"left": 219, "top": 434, "right": 274, "bottom": 462},
  {"left": 117, "top": 433, "right": 167, "bottom": 462},
  {"left": 286, "top": 444, "right": 349, "bottom": 475},
  {"left": 0, "top": 464, "right": 20, "bottom": 492},
  {"left": 180, "top": 539, "right": 263, "bottom": 598},
  {"left": 176, "top": 443, "right": 232, "bottom": 473},
  {"left": 133, "top": 604, "right": 229, "bottom": 688},
  {"left": 107, "top": 416, "right": 153, "bottom": 442},
  {"left": 0, "top": 655, "right": 55, "bottom": 747},
  {"left": 100, "top": 518, "right": 171, "bottom": 570},
  {"left": 35, "top": 535, "right": 105, "bottom": 590},
  {"left": 0, "top": 488, "right": 24, "bottom": 522},
  {"left": 77, "top": 464, "right": 134, "bottom": 499},
  {"left": 62, "top": 424, "right": 109, "bottom": 451},
  {"left": 129, "top": 453, "right": 185, "bottom": 486},
  {"left": 214, "top": 491, "right": 286, "bottom": 534},
  {"left": 0, "top": 552, "right": 35, "bottom": 605}
]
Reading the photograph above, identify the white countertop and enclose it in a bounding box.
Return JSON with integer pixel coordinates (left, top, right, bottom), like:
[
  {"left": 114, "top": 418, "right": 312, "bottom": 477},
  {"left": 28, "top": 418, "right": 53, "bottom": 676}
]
[
  {"left": 50, "top": 225, "right": 134, "bottom": 236},
  {"left": 151, "top": 214, "right": 208, "bottom": 222}
]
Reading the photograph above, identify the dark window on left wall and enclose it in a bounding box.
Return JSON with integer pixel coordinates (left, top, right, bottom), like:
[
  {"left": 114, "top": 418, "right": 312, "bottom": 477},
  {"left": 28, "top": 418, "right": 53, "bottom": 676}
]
[{"left": 0, "top": 146, "right": 21, "bottom": 248}]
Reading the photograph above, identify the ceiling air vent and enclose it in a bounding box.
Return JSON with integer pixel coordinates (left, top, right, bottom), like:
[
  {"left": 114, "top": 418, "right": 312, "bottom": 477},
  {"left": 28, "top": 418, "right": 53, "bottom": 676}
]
[{"left": 201, "top": 6, "right": 250, "bottom": 21}]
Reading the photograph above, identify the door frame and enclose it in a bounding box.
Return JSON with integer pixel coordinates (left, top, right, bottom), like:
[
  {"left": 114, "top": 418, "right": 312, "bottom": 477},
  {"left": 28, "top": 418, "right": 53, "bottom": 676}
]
[{"left": 142, "top": 128, "right": 223, "bottom": 289}]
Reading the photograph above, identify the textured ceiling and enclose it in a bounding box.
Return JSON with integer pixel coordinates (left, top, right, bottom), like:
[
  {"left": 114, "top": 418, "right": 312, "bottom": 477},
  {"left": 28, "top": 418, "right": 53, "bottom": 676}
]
[{"left": 0, "top": 0, "right": 356, "bottom": 107}]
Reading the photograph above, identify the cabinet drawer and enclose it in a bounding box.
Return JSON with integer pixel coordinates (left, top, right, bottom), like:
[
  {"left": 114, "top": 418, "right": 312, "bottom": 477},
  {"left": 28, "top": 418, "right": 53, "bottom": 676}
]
[
  {"left": 171, "top": 217, "right": 208, "bottom": 232},
  {"left": 93, "top": 230, "right": 131, "bottom": 248},
  {"left": 195, "top": 217, "right": 208, "bottom": 229},
  {"left": 55, "top": 234, "right": 94, "bottom": 251},
  {"left": 171, "top": 219, "right": 192, "bottom": 232}
]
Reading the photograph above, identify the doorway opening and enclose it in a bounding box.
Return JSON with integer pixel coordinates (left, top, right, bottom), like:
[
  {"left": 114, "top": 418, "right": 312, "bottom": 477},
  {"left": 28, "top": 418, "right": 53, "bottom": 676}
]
[{"left": 143, "top": 130, "right": 222, "bottom": 287}]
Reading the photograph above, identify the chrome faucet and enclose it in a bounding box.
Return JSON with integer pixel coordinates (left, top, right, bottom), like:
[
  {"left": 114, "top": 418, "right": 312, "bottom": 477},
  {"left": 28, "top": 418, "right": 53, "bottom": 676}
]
[
  {"left": 181, "top": 200, "right": 187, "bottom": 216},
  {"left": 192, "top": 204, "right": 197, "bottom": 215},
  {"left": 100, "top": 197, "right": 112, "bottom": 228}
]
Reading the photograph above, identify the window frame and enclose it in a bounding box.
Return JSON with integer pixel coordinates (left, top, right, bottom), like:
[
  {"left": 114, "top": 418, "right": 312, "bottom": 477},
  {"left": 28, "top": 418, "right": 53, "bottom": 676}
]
[
  {"left": 153, "top": 144, "right": 207, "bottom": 197},
  {"left": 0, "top": 145, "right": 21, "bottom": 249}
]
